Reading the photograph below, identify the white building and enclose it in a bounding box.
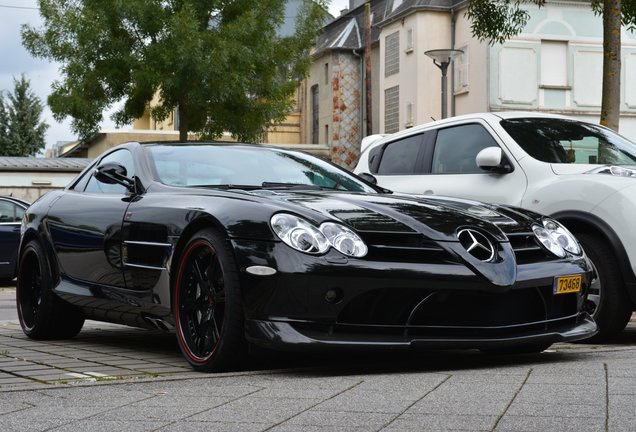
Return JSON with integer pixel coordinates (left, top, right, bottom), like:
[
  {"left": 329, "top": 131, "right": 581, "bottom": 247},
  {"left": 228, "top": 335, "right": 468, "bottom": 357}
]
[{"left": 302, "top": 0, "right": 636, "bottom": 168}]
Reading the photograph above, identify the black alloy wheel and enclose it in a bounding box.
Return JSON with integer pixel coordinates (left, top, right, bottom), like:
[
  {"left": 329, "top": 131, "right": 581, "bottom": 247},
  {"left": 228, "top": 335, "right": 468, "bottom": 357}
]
[
  {"left": 17, "top": 239, "right": 84, "bottom": 339},
  {"left": 174, "top": 229, "right": 245, "bottom": 372}
]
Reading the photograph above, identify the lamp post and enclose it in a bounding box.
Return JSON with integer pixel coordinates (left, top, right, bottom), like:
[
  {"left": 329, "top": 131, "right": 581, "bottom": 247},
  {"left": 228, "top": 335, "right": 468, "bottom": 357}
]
[{"left": 424, "top": 49, "right": 463, "bottom": 119}]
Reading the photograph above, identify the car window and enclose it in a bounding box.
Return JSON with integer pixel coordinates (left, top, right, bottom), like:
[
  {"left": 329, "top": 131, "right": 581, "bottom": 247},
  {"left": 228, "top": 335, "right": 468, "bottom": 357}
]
[
  {"left": 501, "top": 118, "right": 636, "bottom": 165},
  {"left": 431, "top": 124, "right": 499, "bottom": 174},
  {"left": 0, "top": 200, "right": 24, "bottom": 223},
  {"left": 84, "top": 150, "right": 135, "bottom": 194},
  {"left": 376, "top": 134, "right": 425, "bottom": 175},
  {"left": 148, "top": 145, "right": 378, "bottom": 193},
  {"left": 69, "top": 162, "right": 97, "bottom": 192}
]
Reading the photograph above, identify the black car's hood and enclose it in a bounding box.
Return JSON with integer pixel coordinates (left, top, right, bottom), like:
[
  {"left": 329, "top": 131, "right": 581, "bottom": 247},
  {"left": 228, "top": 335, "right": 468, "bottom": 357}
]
[
  {"left": 245, "top": 189, "right": 533, "bottom": 242},
  {"left": 150, "top": 186, "right": 552, "bottom": 288}
]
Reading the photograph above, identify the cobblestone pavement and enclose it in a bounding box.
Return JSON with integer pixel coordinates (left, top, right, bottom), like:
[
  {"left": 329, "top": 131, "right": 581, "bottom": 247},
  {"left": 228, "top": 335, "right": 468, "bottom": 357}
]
[{"left": 1, "top": 286, "right": 636, "bottom": 431}]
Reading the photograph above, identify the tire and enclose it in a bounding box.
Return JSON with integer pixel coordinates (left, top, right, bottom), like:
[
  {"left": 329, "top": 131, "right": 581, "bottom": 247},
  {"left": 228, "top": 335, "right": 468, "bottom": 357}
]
[
  {"left": 481, "top": 342, "right": 552, "bottom": 356},
  {"left": 173, "top": 228, "right": 246, "bottom": 372},
  {"left": 576, "top": 233, "right": 632, "bottom": 342},
  {"left": 16, "top": 239, "right": 84, "bottom": 339}
]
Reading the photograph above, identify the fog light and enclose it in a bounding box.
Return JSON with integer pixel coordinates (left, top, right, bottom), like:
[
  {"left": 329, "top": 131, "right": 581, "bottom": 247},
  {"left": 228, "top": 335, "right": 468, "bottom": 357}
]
[{"left": 325, "top": 288, "right": 344, "bottom": 304}]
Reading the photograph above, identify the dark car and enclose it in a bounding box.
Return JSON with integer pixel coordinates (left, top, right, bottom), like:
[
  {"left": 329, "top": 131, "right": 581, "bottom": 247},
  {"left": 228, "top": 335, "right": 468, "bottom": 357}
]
[
  {"left": 16, "top": 142, "right": 597, "bottom": 371},
  {"left": 0, "top": 196, "right": 28, "bottom": 282}
]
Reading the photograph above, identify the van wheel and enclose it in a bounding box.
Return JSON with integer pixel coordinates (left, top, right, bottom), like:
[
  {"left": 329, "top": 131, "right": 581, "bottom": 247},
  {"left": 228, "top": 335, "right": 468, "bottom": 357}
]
[{"left": 576, "top": 233, "right": 632, "bottom": 342}]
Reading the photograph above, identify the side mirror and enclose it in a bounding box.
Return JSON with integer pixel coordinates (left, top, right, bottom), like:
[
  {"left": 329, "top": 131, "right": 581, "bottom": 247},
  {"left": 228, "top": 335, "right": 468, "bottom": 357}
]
[
  {"left": 94, "top": 162, "right": 128, "bottom": 185},
  {"left": 94, "top": 162, "right": 144, "bottom": 193},
  {"left": 357, "top": 172, "right": 378, "bottom": 185},
  {"left": 476, "top": 147, "right": 514, "bottom": 174}
]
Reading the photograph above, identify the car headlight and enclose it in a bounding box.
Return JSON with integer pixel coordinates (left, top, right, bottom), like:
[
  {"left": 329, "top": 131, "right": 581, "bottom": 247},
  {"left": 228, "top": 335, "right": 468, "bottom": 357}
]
[
  {"left": 270, "top": 214, "right": 329, "bottom": 254},
  {"left": 532, "top": 218, "right": 582, "bottom": 258},
  {"left": 320, "top": 222, "right": 368, "bottom": 257},
  {"left": 270, "top": 213, "right": 368, "bottom": 257}
]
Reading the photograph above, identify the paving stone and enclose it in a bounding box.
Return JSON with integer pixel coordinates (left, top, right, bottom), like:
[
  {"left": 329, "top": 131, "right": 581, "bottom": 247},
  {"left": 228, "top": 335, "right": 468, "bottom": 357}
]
[
  {"left": 49, "top": 420, "right": 170, "bottom": 432},
  {"left": 188, "top": 397, "right": 321, "bottom": 423},
  {"left": 282, "top": 410, "right": 394, "bottom": 428},
  {"left": 506, "top": 402, "right": 604, "bottom": 418},
  {"left": 384, "top": 413, "right": 498, "bottom": 431},
  {"left": 160, "top": 421, "right": 269, "bottom": 432},
  {"left": 494, "top": 415, "right": 605, "bottom": 432}
]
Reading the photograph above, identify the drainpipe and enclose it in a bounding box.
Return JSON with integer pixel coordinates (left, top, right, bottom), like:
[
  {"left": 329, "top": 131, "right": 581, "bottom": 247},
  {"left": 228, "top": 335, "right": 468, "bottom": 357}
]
[{"left": 450, "top": 7, "right": 457, "bottom": 117}]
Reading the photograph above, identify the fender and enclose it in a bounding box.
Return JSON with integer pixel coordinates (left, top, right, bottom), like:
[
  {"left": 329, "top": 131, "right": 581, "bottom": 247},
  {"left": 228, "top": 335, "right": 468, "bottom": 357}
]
[{"left": 552, "top": 209, "right": 636, "bottom": 305}]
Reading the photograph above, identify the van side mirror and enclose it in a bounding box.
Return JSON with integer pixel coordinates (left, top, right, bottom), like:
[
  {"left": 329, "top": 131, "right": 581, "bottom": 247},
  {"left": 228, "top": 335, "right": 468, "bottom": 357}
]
[
  {"left": 357, "top": 172, "right": 378, "bottom": 184},
  {"left": 476, "top": 147, "right": 514, "bottom": 174}
]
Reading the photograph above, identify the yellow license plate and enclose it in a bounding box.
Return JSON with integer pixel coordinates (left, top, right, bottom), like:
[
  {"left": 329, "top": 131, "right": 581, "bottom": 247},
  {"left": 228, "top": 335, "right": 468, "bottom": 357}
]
[{"left": 553, "top": 274, "right": 582, "bottom": 295}]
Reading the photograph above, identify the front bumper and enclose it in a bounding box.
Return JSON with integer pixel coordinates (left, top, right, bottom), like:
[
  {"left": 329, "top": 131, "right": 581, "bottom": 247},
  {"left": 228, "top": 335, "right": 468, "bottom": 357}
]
[
  {"left": 245, "top": 312, "right": 597, "bottom": 351},
  {"left": 233, "top": 239, "right": 596, "bottom": 350}
]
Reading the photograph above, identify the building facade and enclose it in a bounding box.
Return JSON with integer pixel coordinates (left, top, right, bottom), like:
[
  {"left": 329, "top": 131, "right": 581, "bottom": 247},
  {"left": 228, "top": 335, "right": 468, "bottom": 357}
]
[
  {"left": 303, "top": 0, "right": 636, "bottom": 168},
  {"left": 0, "top": 157, "right": 91, "bottom": 201}
]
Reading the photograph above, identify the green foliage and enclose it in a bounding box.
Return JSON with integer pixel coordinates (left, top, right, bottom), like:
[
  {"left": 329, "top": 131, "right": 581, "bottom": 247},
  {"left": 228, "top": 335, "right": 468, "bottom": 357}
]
[
  {"left": 594, "top": 0, "right": 636, "bottom": 30},
  {"left": 22, "top": 0, "right": 328, "bottom": 142},
  {"left": 466, "top": 1, "right": 545, "bottom": 45},
  {"left": 467, "top": 1, "right": 636, "bottom": 44},
  {"left": 0, "top": 75, "right": 49, "bottom": 157}
]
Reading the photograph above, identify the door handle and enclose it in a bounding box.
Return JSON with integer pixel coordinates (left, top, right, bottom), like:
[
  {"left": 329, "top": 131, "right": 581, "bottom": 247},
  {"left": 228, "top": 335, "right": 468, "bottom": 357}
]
[{"left": 423, "top": 190, "right": 434, "bottom": 195}]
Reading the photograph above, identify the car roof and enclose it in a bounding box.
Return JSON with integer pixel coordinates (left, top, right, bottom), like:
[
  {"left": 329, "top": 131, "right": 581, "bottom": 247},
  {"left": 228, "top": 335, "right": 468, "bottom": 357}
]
[
  {"left": 0, "top": 195, "right": 29, "bottom": 207},
  {"left": 362, "top": 111, "right": 584, "bottom": 152}
]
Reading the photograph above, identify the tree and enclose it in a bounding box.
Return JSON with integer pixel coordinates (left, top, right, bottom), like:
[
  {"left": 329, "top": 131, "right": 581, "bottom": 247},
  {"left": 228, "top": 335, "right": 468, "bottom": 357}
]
[
  {"left": 0, "top": 97, "right": 8, "bottom": 153},
  {"left": 0, "top": 75, "right": 49, "bottom": 157},
  {"left": 22, "top": 0, "right": 328, "bottom": 142},
  {"left": 466, "top": 0, "right": 636, "bottom": 132}
]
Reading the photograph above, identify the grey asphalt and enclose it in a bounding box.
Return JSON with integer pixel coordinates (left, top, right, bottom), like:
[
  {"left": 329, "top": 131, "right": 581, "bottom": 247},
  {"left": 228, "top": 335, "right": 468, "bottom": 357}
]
[{"left": 1, "top": 284, "right": 635, "bottom": 431}]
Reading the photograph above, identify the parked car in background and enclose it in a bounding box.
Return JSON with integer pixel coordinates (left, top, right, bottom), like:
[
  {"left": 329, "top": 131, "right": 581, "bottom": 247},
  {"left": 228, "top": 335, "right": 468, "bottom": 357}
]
[
  {"left": 0, "top": 196, "right": 28, "bottom": 282},
  {"left": 355, "top": 112, "right": 636, "bottom": 342},
  {"left": 16, "top": 142, "right": 596, "bottom": 371}
]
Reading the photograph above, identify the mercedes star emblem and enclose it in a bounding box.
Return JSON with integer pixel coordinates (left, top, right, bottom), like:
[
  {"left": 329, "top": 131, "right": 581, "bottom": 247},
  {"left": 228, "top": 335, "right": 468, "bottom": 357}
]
[{"left": 457, "top": 229, "right": 496, "bottom": 262}]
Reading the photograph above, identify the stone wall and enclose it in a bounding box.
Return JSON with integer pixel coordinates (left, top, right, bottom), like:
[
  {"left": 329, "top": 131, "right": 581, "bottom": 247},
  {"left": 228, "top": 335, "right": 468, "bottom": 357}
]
[{"left": 329, "top": 52, "right": 362, "bottom": 170}]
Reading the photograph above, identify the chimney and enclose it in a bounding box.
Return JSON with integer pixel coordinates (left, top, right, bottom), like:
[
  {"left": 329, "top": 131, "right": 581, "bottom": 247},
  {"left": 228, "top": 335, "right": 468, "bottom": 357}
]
[{"left": 350, "top": 0, "right": 366, "bottom": 10}]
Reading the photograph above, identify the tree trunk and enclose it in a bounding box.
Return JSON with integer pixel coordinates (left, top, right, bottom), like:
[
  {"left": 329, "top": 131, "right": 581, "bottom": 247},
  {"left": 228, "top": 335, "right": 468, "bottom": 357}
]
[
  {"left": 178, "top": 101, "right": 188, "bottom": 141},
  {"left": 600, "top": 0, "right": 622, "bottom": 131}
]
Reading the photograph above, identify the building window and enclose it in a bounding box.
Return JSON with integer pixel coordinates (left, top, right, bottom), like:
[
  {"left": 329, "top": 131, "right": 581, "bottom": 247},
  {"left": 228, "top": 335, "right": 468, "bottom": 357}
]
[
  {"left": 311, "top": 85, "right": 319, "bottom": 144},
  {"left": 453, "top": 46, "right": 469, "bottom": 93},
  {"left": 385, "top": 31, "right": 400, "bottom": 77},
  {"left": 541, "top": 40, "right": 568, "bottom": 87},
  {"left": 405, "top": 27, "right": 414, "bottom": 53},
  {"left": 325, "top": 124, "right": 329, "bottom": 145},
  {"left": 324, "top": 63, "right": 329, "bottom": 85},
  {"left": 384, "top": 86, "right": 399, "bottom": 133}
]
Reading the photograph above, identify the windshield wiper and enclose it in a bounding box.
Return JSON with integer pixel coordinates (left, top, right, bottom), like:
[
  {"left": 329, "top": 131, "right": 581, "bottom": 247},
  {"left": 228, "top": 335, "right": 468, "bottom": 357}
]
[
  {"left": 260, "top": 182, "right": 327, "bottom": 190},
  {"left": 187, "top": 184, "right": 261, "bottom": 190}
]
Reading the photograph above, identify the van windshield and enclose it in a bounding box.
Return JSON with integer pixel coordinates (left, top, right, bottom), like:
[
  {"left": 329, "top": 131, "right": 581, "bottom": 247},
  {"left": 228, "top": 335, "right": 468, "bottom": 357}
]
[{"left": 500, "top": 118, "right": 636, "bottom": 165}]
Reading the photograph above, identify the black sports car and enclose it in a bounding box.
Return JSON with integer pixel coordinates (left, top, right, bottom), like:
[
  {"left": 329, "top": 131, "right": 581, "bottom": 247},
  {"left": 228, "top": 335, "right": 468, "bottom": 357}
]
[{"left": 17, "top": 142, "right": 597, "bottom": 371}]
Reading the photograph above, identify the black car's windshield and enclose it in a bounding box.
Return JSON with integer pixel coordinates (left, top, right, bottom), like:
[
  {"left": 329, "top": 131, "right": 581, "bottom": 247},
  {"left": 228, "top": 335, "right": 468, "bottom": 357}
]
[
  {"left": 147, "top": 145, "right": 378, "bottom": 193},
  {"left": 501, "top": 118, "right": 636, "bottom": 165}
]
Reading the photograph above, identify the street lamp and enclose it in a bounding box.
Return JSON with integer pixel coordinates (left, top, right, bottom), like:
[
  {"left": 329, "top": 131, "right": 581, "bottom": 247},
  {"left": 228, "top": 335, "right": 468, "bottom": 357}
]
[{"left": 424, "top": 48, "right": 464, "bottom": 119}]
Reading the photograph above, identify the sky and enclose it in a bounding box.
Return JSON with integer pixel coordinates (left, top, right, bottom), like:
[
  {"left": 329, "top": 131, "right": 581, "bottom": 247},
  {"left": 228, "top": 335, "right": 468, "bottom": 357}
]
[{"left": 0, "top": 0, "right": 351, "bottom": 151}]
